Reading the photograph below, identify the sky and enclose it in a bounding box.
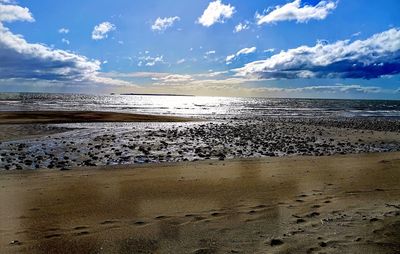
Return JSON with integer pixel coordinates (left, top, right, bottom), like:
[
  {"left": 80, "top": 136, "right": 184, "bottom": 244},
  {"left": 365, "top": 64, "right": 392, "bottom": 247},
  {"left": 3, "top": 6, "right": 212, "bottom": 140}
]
[{"left": 0, "top": 0, "right": 399, "bottom": 99}]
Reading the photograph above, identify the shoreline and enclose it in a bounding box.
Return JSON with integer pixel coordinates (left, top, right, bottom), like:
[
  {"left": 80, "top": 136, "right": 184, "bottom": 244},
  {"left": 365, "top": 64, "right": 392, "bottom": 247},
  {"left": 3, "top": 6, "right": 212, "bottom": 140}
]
[
  {"left": 1, "top": 152, "right": 400, "bottom": 253},
  {"left": 0, "top": 111, "right": 192, "bottom": 125}
]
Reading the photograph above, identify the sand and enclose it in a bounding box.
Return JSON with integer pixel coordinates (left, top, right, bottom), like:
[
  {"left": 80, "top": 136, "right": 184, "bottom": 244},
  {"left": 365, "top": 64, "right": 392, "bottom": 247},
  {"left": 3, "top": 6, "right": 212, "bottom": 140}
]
[
  {"left": 1, "top": 152, "right": 400, "bottom": 254},
  {"left": 2, "top": 116, "right": 400, "bottom": 170},
  {"left": 0, "top": 111, "right": 191, "bottom": 125}
]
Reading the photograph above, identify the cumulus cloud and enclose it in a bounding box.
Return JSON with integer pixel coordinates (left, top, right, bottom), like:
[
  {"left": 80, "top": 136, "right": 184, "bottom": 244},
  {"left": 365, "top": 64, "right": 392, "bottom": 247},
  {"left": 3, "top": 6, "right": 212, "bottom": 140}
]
[
  {"left": 0, "top": 2, "right": 134, "bottom": 88},
  {"left": 0, "top": 3, "right": 34, "bottom": 22},
  {"left": 91, "top": 21, "right": 115, "bottom": 40},
  {"left": 226, "top": 47, "right": 256, "bottom": 64},
  {"left": 256, "top": 0, "right": 337, "bottom": 25},
  {"left": 0, "top": 25, "right": 100, "bottom": 81},
  {"left": 58, "top": 27, "right": 69, "bottom": 34},
  {"left": 234, "top": 21, "right": 250, "bottom": 33},
  {"left": 197, "top": 0, "right": 235, "bottom": 27},
  {"left": 234, "top": 28, "right": 400, "bottom": 79},
  {"left": 151, "top": 16, "right": 180, "bottom": 31}
]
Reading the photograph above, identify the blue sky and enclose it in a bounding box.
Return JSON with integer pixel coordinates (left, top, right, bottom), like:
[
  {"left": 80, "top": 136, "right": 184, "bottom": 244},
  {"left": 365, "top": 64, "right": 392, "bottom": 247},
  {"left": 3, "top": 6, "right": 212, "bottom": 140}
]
[{"left": 0, "top": 0, "right": 399, "bottom": 99}]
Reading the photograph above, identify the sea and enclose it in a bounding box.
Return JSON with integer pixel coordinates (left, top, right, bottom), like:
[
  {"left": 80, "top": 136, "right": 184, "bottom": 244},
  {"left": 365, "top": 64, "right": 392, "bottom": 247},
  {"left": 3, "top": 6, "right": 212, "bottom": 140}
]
[{"left": 0, "top": 92, "right": 400, "bottom": 119}]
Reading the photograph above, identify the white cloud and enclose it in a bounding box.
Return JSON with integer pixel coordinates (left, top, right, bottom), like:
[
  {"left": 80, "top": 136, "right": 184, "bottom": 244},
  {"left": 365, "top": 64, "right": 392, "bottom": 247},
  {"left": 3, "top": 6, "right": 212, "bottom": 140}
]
[
  {"left": 255, "top": 84, "right": 382, "bottom": 94},
  {"left": 153, "top": 74, "right": 194, "bottom": 84},
  {"left": 237, "top": 47, "right": 257, "bottom": 55},
  {"left": 197, "top": 0, "right": 235, "bottom": 27},
  {"left": 234, "top": 28, "right": 400, "bottom": 79},
  {"left": 58, "top": 27, "right": 69, "bottom": 34},
  {"left": 177, "top": 58, "right": 186, "bottom": 64},
  {"left": 138, "top": 55, "right": 165, "bottom": 67},
  {"left": 226, "top": 46, "right": 257, "bottom": 64},
  {"left": 0, "top": 3, "right": 34, "bottom": 22},
  {"left": 151, "top": 16, "right": 180, "bottom": 31},
  {"left": 0, "top": 3, "right": 136, "bottom": 88},
  {"left": 264, "top": 48, "right": 275, "bottom": 53},
  {"left": 0, "top": 0, "right": 16, "bottom": 4},
  {"left": 205, "top": 50, "right": 216, "bottom": 55},
  {"left": 91, "top": 21, "right": 115, "bottom": 40},
  {"left": 234, "top": 21, "right": 250, "bottom": 33},
  {"left": 0, "top": 22, "right": 100, "bottom": 82},
  {"left": 226, "top": 54, "right": 235, "bottom": 63},
  {"left": 256, "top": 0, "right": 337, "bottom": 25},
  {"left": 61, "top": 38, "right": 70, "bottom": 45}
]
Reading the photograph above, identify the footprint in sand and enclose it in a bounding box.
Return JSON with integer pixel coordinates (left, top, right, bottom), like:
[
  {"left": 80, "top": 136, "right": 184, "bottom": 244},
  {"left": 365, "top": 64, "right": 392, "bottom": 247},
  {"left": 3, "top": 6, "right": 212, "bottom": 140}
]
[
  {"left": 73, "top": 226, "right": 88, "bottom": 230},
  {"left": 184, "top": 214, "right": 196, "bottom": 217},
  {"left": 133, "top": 220, "right": 147, "bottom": 225},
  {"left": 100, "top": 220, "right": 119, "bottom": 225},
  {"left": 44, "top": 233, "right": 62, "bottom": 239},
  {"left": 210, "top": 212, "right": 224, "bottom": 217},
  {"left": 75, "top": 231, "right": 90, "bottom": 236},
  {"left": 155, "top": 215, "right": 170, "bottom": 220}
]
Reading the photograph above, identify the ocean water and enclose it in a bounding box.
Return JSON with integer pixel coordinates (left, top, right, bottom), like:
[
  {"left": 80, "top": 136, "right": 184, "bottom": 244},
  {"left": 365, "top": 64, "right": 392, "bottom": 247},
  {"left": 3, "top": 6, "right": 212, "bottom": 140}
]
[{"left": 0, "top": 92, "right": 399, "bottom": 119}]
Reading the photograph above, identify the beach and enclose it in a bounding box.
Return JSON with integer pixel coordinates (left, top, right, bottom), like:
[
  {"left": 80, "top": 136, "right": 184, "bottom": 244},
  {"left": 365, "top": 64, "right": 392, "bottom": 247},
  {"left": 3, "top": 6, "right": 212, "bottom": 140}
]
[
  {"left": 1, "top": 0, "right": 399, "bottom": 252},
  {"left": 0, "top": 96, "right": 400, "bottom": 253},
  {"left": 1, "top": 152, "right": 400, "bottom": 253}
]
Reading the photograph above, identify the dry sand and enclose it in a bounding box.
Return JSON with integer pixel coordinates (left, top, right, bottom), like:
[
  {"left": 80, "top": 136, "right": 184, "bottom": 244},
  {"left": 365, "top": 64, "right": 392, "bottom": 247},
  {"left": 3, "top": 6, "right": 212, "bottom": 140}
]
[
  {"left": 1, "top": 152, "right": 400, "bottom": 253},
  {"left": 0, "top": 111, "right": 190, "bottom": 125}
]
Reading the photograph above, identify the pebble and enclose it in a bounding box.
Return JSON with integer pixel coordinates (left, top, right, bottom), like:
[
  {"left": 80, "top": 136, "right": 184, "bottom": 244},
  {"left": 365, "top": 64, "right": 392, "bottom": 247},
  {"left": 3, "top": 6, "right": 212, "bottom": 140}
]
[{"left": 1, "top": 118, "right": 400, "bottom": 170}]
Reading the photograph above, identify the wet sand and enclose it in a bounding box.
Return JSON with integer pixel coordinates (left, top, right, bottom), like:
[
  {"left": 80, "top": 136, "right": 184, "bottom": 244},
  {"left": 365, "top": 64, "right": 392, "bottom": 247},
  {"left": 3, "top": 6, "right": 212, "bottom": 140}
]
[
  {"left": 0, "top": 111, "right": 190, "bottom": 124},
  {"left": 1, "top": 152, "right": 400, "bottom": 254},
  {"left": 0, "top": 124, "right": 76, "bottom": 142},
  {"left": 2, "top": 118, "right": 400, "bottom": 170}
]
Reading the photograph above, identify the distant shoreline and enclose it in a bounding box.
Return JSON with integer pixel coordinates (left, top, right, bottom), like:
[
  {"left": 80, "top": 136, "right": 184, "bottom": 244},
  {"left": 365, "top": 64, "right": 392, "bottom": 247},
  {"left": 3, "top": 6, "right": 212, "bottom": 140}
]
[{"left": 118, "top": 93, "right": 195, "bottom": 97}]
